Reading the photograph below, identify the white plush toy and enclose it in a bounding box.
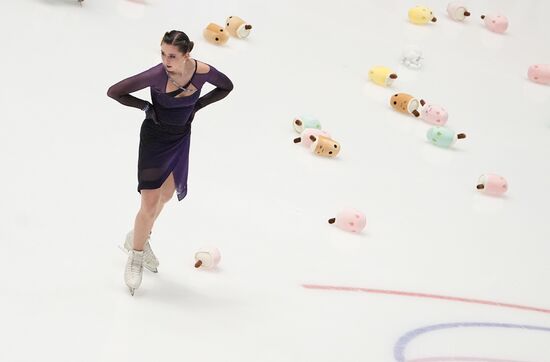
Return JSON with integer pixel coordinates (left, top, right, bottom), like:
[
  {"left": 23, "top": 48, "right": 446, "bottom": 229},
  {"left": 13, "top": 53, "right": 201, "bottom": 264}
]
[{"left": 401, "top": 45, "right": 423, "bottom": 69}]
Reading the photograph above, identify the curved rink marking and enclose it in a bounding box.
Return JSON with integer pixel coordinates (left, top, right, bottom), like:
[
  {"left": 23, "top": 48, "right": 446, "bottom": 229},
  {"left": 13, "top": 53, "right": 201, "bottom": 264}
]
[
  {"left": 408, "top": 357, "right": 532, "bottom": 362},
  {"left": 394, "top": 322, "right": 550, "bottom": 362},
  {"left": 301, "top": 284, "right": 550, "bottom": 315}
]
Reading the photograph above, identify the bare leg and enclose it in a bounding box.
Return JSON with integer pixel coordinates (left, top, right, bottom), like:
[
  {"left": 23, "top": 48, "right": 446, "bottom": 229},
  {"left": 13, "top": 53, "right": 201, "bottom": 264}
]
[
  {"left": 132, "top": 189, "right": 160, "bottom": 251},
  {"left": 152, "top": 173, "right": 176, "bottom": 224},
  {"left": 133, "top": 173, "right": 176, "bottom": 250}
]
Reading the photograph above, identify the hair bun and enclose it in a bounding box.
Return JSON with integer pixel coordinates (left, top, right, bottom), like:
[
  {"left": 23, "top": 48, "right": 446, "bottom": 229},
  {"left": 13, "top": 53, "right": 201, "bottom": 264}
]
[{"left": 162, "top": 30, "right": 193, "bottom": 54}]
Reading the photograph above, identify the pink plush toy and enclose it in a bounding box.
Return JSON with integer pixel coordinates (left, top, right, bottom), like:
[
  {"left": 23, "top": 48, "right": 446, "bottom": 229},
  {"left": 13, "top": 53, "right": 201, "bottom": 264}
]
[
  {"left": 293, "top": 128, "right": 331, "bottom": 148},
  {"left": 481, "top": 14, "right": 509, "bottom": 33},
  {"left": 194, "top": 247, "right": 221, "bottom": 269},
  {"left": 476, "top": 174, "right": 508, "bottom": 195},
  {"left": 328, "top": 208, "right": 366, "bottom": 233},
  {"left": 420, "top": 100, "right": 448, "bottom": 125},
  {"left": 527, "top": 64, "right": 550, "bottom": 85}
]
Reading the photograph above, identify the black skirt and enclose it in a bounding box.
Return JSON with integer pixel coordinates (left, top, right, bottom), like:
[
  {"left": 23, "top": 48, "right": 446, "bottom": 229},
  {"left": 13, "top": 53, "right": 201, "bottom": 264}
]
[{"left": 137, "top": 119, "right": 192, "bottom": 201}]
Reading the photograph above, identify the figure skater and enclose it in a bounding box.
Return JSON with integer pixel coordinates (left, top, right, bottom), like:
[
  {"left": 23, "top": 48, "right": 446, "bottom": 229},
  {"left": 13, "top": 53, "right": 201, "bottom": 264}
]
[{"left": 107, "top": 30, "right": 233, "bottom": 295}]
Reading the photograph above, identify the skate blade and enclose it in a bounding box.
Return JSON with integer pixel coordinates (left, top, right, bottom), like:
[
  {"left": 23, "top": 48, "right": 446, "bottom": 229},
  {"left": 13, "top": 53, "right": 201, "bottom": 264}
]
[
  {"left": 118, "top": 244, "right": 130, "bottom": 254},
  {"left": 128, "top": 287, "right": 135, "bottom": 296}
]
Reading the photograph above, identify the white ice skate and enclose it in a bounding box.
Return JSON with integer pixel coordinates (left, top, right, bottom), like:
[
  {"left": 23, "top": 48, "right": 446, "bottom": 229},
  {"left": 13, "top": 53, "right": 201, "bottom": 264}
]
[
  {"left": 125, "top": 250, "right": 144, "bottom": 296},
  {"left": 121, "top": 230, "right": 159, "bottom": 273}
]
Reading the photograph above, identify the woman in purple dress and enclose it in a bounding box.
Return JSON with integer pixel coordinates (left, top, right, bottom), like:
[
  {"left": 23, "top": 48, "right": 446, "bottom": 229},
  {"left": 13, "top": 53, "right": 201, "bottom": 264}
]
[{"left": 107, "top": 30, "right": 233, "bottom": 295}]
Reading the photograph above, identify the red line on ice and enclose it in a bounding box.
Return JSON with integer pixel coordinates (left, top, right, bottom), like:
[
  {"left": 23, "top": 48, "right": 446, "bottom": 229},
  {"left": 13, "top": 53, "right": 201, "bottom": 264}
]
[{"left": 302, "top": 284, "right": 550, "bottom": 315}]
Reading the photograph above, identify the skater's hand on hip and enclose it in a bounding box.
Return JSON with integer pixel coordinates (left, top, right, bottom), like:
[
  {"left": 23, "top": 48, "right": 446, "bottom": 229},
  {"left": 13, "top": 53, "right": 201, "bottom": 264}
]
[{"left": 142, "top": 102, "right": 159, "bottom": 124}]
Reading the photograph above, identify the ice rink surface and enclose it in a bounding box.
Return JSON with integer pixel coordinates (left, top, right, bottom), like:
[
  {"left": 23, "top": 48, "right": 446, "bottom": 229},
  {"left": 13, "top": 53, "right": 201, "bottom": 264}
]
[{"left": 1, "top": 0, "right": 550, "bottom": 361}]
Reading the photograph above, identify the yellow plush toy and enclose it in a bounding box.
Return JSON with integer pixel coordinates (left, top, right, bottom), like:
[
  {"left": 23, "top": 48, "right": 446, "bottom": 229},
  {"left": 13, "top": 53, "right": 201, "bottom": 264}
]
[
  {"left": 408, "top": 6, "right": 437, "bottom": 25},
  {"left": 225, "top": 16, "right": 252, "bottom": 38},
  {"left": 368, "top": 66, "right": 398, "bottom": 87},
  {"left": 203, "top": 23, "right": 229, "bottom": 45}
]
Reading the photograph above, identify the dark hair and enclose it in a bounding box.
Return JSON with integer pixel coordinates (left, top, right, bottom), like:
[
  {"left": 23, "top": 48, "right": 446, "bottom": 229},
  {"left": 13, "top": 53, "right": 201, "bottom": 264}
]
[{"left": 162, "top": 30, "right": 194, "bottom": 54}]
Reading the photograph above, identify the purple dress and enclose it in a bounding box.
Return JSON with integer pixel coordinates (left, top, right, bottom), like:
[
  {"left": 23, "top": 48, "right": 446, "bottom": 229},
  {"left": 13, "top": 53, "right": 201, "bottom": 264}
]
[{"left": 107, "top": 61, "right": 233, "bottom": 201}]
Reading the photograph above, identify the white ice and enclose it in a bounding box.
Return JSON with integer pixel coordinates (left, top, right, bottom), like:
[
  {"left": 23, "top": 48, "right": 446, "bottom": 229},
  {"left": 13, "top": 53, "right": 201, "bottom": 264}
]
[{"left": 2, "top": 0, "right": 550, "bottom": 361}]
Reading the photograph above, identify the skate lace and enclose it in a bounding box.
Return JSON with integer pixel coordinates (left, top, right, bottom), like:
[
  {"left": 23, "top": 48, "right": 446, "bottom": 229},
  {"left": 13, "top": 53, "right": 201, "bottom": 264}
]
[
  {"left": 125, "top": 231, "right": 158, "bottom": 266},
  {"left": 127, "top": 251, "right": 143, "bottom": 274}
]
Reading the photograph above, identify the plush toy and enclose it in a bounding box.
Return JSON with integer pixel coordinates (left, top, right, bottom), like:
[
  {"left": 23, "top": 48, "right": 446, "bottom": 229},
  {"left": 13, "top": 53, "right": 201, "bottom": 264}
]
[
  {"left": 328, "top": 208, "right": 366, "bottom": 233},
  {"left": 225, "top": 16, "right": 252, "bottom": 38},
  {"left": 368, "top": 66, "right": 398, "bottom": 87},
  {"left": 426, "top": 126, "right": 466, "bottom": 148},
  {"left": 420, "top": 100, "right": 448, "bottom": 125},
  {"left": 527, "top": 64, "right": 550, "bottom": 85},
  {"left": 194, "top": 247, "right": 221, "bottom": 269},
  {"left": 293, "top": 115, "right": 321, "bottom": 133},
  {"left": 408, "top": 6, "right": 437, "bottom": 25},
  {"left": 309, "top": 135, "right": 340, "bottom": 157},
  {"left": 401, "top": 45, "right": 423, "bottom": 69},
  {"left": 476, "top": 174, "right": 508, "bottom": 195},
  {"left": 203, "top": 23, "right": 229, "bottom": 45},
  {"left": 447, "top": 2, "right": 471, "bottom": 21},
  {"left": 294, "top": 129, "right": 331, "bottom": 147},
  {"left": 390, "top": 93, "right": 422, "bottom": 117},
  {"left": 481, "top": 14, "right": 509, "bottom": 33}
]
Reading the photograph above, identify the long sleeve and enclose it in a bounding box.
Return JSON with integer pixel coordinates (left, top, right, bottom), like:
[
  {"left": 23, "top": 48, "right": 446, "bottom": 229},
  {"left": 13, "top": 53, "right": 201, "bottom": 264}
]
[
  {"left": 107, "top": 65, "right": 160, "bottom": 110},
  {"left": 194, "top": 66, "right": 233, "bottom": 113}
]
